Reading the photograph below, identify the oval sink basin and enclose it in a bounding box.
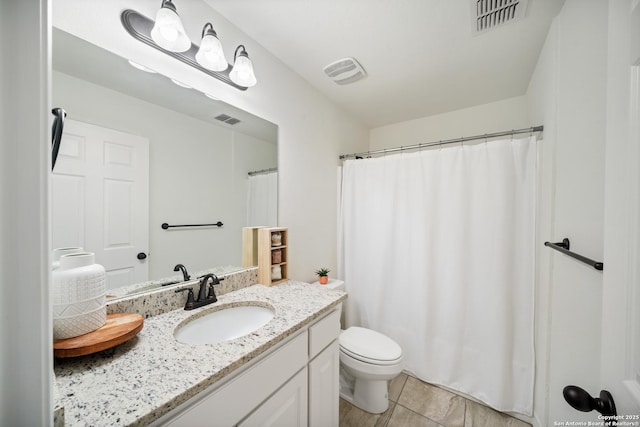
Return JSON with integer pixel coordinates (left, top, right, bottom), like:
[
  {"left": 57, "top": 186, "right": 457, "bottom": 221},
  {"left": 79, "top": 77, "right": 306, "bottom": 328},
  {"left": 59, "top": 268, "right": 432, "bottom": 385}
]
[{"left": 174, "top": 304, "right": 275, "bottom": 345}]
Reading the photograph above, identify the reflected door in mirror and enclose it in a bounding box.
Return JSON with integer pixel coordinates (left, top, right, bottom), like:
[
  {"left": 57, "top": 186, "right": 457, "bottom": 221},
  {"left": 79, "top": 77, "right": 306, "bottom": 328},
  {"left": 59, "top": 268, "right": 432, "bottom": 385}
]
[{"left": 52, "top": 119, "right": 149, "bottom": 290}]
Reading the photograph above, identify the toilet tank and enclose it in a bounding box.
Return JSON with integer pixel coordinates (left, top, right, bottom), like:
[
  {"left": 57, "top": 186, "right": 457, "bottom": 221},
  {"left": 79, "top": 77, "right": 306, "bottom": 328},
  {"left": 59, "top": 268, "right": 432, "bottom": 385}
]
[{"left": 312, "top": 279, "right": 346, "bottom": 328}]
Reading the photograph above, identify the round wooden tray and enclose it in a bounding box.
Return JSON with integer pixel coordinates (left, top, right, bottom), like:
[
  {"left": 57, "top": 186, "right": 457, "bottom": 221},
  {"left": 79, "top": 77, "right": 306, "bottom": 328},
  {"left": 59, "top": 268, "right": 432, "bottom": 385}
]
[{"left": 53, "top": 312, "right": 144, "bottom": 358}]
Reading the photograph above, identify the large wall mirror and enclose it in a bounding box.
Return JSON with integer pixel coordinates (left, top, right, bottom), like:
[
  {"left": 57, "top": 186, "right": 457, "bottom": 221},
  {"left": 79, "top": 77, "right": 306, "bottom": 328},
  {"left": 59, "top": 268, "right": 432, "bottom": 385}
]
[{"left": 52, "top": 29, "right": 278, "bottom": 300}]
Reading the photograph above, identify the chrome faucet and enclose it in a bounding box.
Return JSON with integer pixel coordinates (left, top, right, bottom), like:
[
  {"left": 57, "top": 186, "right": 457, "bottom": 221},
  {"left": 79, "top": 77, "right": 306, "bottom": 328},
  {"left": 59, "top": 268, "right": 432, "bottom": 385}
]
[
  {"left": 173, "top": 263, "right": 190, "bottom": 281},
  {"left": 175, "top": 273, "right": 223, "bottom": 311}
]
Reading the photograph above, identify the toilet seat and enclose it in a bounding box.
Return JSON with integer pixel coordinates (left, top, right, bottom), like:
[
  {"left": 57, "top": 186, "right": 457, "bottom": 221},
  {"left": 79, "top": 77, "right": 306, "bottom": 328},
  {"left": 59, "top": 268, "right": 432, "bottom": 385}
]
[{"left": 339, "top": 327, "right": 403, "bottom": 366}]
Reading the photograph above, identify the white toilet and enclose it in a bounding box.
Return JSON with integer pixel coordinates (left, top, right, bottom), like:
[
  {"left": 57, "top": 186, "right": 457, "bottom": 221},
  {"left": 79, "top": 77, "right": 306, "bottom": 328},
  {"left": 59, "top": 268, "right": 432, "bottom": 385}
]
[{"left": 318, "top": 279, "right": 404, "bottom": 414}]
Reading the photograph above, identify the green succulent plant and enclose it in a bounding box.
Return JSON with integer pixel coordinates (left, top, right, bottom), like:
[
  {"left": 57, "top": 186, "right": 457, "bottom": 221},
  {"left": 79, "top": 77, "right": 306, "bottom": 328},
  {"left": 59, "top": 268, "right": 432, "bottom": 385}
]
[{"left": 315, "top": 268, "right": 330, "bottom": 277}]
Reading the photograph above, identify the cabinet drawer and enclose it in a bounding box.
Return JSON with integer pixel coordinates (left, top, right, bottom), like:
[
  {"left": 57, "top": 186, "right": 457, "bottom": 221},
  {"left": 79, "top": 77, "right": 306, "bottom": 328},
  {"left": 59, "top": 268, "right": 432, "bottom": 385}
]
[
  {"left": 308, "top": 308, "right": 340, "bottom": 359},
  {"left": 162, "top": 331, "right": 308, "bottom": 426}
]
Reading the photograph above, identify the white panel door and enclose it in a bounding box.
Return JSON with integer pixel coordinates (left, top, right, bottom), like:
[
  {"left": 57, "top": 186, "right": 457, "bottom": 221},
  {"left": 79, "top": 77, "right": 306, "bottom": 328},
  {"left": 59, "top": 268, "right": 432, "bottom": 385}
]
[
  {"left": 52, "top": 119, "right": 149, "bottom": 290},
  {"left": 601, "top": 0, "right": 640, "bottom": 417}
]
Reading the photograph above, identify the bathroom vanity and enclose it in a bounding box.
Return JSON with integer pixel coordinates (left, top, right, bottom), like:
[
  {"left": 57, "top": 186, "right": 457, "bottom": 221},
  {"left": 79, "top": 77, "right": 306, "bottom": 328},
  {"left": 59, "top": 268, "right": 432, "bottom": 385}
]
[{"left": 54, "top": 281, "right": 345, "bottom": 426}]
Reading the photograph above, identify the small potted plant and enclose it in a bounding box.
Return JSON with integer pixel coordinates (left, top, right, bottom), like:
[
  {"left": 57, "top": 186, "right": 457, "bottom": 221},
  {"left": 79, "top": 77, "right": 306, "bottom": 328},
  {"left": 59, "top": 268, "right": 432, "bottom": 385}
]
[{"left": 315, "top": 268, "right": 330, "bottom": 285}]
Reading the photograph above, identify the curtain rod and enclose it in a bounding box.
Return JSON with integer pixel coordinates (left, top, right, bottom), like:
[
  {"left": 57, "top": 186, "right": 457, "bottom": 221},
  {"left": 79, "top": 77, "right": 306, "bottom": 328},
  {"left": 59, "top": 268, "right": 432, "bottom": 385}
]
[
  {"left": 339, "top": 125, "right": 544, "bottom": 160},
  {"left": 248, "top": 167, "right": 277, "bottom": 176}
]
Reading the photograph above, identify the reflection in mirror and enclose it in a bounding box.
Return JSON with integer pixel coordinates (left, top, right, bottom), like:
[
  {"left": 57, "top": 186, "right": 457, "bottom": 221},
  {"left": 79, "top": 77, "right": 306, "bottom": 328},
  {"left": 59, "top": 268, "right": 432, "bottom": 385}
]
[{"left": 51, "top": 29, "right": 278, "bottom": 300}]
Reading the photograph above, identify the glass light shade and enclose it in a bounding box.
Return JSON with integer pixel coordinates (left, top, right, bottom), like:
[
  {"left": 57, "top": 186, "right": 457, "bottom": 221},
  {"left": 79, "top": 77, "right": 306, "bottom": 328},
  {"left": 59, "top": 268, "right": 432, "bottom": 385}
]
[
  {"left": 230, "top": 53, "right": 257, "bottom": 87},
  {"left": 128, "top": 60, "right": 157, "bottom": 73},
  {"left": 170, "top": 79, "right": 192, "bottom": 89},
  {"left": 195, "top": 34, "right": 227, "bottom": 71},
  {"left": 150, "top": 5, "right": 191, "bottom": 52}
]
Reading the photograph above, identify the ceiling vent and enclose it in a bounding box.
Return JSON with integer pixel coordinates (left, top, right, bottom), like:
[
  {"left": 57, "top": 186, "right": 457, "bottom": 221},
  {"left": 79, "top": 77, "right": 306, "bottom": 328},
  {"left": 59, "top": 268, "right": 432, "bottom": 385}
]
[
  {"left": 215, "top": 114, "right": 241, "bottom": 125},
  {"left": 323, "top": 57, "right": 367, "bottom": 85},
  {"left": 472, "top": 0, "right": 528, "bottom": 35}
]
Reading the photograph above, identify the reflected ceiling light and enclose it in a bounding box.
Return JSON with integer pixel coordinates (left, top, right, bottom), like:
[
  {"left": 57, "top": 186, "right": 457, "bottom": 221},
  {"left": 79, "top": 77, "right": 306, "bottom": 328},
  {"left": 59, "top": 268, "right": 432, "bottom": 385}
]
[
  {"left": 150, "top": 0, "right": 191, "bottom": 52},
  {"left": 229, "top": 45, "right": 257, "bottom": 88},
  {"left": 195, "top": 23, "right": 227, "bottom": 72},
  {"left": 170, "top": 78, "right": 192, "bottom": 89},
  {"left": 128, "top": 60, "right": 157, "bottom": 73}
]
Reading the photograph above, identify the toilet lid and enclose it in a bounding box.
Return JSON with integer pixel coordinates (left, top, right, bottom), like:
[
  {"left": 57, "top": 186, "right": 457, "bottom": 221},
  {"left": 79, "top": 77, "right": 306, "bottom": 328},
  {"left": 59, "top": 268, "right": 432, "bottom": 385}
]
[{"left": 339, "top": 327, "right": 402, "bottom": 364}]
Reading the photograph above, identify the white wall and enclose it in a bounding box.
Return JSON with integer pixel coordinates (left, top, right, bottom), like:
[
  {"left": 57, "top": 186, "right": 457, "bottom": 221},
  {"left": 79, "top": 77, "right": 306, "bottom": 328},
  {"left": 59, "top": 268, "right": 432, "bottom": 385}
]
[
  {"left": 526, "top": 0, "right": 608, "bottom": 425},
  {"left": 53, "top": 71, "right": 276, "bottom": 281},
  {"left": 0, "top": 1, "right": 52, "bottom": 426},
  {"left": 53, "top": 0, "right": 369, "bottom": 283},
  {"left": 369, "top": 96, "right": 529, "bottom": 151},
  {"left": 526, "top": 15, "right": 558, "bottom": 427}
]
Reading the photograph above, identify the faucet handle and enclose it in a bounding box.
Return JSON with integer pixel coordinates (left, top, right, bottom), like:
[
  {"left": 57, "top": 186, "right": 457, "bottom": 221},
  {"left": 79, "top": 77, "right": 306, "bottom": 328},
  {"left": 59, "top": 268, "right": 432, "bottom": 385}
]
[{"left": 175, "top": 287, "right": 195, "bottom": 309}]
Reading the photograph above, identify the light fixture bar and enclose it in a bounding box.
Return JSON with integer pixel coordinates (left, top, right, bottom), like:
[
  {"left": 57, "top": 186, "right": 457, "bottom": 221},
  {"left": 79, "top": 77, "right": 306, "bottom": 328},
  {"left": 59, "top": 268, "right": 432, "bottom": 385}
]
[{"left": 121, "top": 9, "right": 247, "bottom": 91}]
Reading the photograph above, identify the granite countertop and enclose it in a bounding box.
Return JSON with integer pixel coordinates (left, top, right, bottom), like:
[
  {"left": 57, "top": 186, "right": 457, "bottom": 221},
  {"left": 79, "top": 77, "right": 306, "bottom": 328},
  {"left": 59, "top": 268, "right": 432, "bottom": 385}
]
[{"left": 54, "top": 281, "right": 346, "bottom": 427}]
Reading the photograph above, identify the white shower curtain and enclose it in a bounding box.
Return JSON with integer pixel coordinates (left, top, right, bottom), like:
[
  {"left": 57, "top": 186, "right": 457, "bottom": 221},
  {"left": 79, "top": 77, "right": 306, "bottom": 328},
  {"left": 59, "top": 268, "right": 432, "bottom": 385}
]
[
  {"left": 339, "top": 137, "right": 536, "bottom": 415},
  {"left": 246, "top": 171, "right": 278, "bottom": 227}
]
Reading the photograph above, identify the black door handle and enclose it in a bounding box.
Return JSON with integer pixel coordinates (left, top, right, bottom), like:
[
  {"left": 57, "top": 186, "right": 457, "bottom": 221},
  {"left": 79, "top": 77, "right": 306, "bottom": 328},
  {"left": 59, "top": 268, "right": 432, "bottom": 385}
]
[{"left": 137, "top": 252, "right": 147, "bottom": 260}]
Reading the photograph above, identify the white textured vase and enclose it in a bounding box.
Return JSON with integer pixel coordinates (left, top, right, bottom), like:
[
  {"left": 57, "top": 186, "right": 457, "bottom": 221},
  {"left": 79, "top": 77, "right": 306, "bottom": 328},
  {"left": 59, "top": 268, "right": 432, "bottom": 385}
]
[
  {"left": 52, "top": 247, "right": 83, "bottom": 271},
  {"left": 52, "top": 252, "right": 106, "bottom": 339}
]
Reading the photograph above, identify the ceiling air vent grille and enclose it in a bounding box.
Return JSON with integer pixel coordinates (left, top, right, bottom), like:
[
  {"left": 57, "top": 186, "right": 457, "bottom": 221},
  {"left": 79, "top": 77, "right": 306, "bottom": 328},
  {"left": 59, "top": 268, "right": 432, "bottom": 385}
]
[
  {"left": 214, "top": 114, "right": 241, "bottom": 125},
  {"left": 323, "top": 57, "right": 367, "bottom": 85},
  {"left": 473, "top": 0, "right": 528, "bottom": 34}
]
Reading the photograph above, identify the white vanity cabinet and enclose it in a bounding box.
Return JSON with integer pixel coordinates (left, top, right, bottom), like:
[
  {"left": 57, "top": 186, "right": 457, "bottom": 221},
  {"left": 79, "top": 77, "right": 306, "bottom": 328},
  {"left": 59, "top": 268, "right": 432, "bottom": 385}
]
[
  {"left": 239, "top": 368, "right": 308, "bottom": 427},
  {"left": 152, "top": 307, "right": 341, "bottom": 427},
  {"left": 308, "top": 308, "right": 341, "bottom": 427},
  {"left": 308, "top": 340, "right": 340, "bottom": 427}
]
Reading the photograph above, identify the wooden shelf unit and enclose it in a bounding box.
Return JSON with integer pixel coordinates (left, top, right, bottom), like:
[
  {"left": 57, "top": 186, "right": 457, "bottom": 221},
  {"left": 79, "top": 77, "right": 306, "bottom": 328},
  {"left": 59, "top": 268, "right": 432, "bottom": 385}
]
[
  {"left": 242, "top": 226, "right": 266, "bottom": 267},
  {"left": 258, "top": 227, "right": 288, "bottom": 286}
]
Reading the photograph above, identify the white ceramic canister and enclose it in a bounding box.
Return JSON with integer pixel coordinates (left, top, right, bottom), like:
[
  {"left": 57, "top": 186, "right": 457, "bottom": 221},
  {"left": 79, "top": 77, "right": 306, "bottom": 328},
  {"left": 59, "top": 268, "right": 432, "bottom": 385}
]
[
  {"left": 52, "top": 247, "right": 83, "bottom": 271},
  {"left": 52, "top": 252, "right": 107, "bottom": 339},
  {"left": 271, "top": 232, "right": 282, "bottom": 246}
]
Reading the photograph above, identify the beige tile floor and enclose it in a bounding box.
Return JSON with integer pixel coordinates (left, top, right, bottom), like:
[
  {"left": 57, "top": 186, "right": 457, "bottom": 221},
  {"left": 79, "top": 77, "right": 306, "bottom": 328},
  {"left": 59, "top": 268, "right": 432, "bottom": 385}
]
[{"left": 339, "top": 373, "right": 531, "bottom": 427}]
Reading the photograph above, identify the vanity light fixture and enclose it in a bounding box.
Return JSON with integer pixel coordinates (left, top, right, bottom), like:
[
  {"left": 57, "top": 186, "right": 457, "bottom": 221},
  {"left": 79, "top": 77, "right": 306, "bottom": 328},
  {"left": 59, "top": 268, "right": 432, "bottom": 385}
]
[
  {"left": 229, "top": 45, "right": 257, "bottom": 88},
  {"left": 121, "top": 9, "right": 252, "bottom": 90},
  {"left": 195, "top": 23, "right": 228, "bottom": 72},
  {"left": 150, "top": 0, "right": 191, "bottom": 52}
]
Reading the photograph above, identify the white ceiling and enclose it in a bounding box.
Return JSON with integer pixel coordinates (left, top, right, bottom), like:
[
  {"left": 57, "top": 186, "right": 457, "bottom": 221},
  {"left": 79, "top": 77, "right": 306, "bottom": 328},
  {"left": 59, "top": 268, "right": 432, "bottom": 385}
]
[{"left": 204, "top": 0, "right": 565, "bottom": 128}]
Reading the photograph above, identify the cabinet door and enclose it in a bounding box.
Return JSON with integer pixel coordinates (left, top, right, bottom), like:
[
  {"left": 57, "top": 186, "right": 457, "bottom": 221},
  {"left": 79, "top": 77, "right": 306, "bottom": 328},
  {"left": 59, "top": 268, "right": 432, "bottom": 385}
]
[
  {"left": 156, "top": 333, "right": 307, "bottom": 427},
  {"left": 308, "top": 340, "right": 339, "bottom": 427},
  {"left": 239, "top": 368, "right": 308, "bottom": 427}
]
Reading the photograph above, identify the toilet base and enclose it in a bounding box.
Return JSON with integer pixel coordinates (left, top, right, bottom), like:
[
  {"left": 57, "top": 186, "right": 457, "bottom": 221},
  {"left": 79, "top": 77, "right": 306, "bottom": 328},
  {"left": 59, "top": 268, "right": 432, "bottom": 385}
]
[
  {"left": 339, "top": 369, "right": 390, "bottom": 414},
  {"left": 353, "top": 378, "right": 390, "bottom": 413}
]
